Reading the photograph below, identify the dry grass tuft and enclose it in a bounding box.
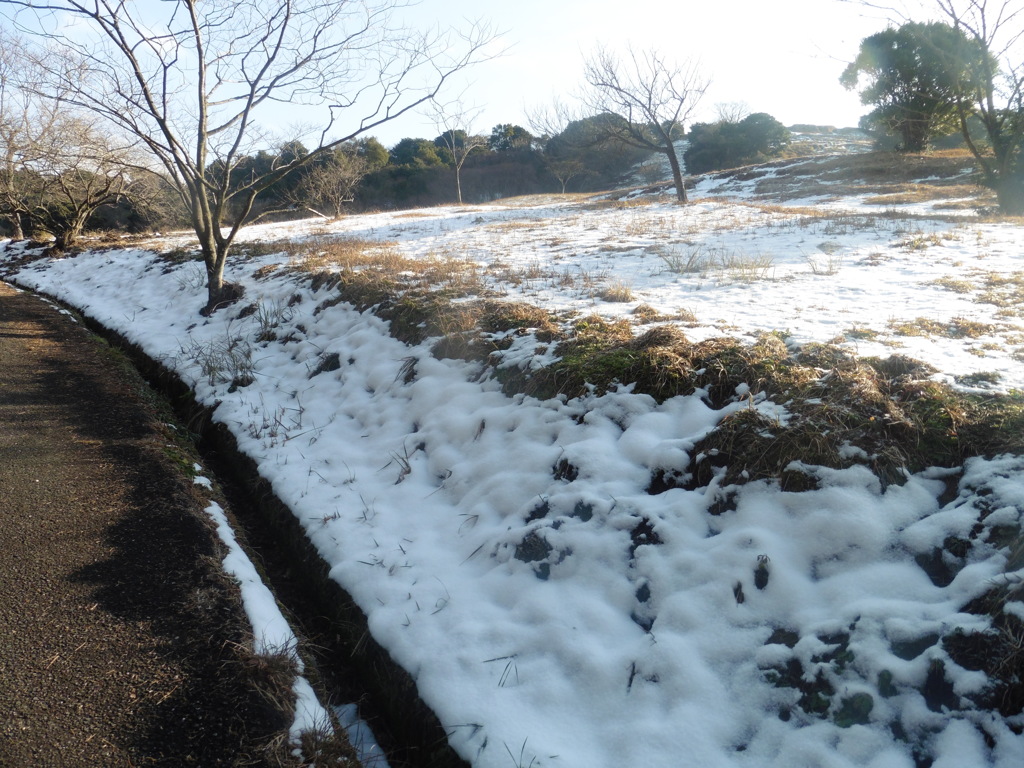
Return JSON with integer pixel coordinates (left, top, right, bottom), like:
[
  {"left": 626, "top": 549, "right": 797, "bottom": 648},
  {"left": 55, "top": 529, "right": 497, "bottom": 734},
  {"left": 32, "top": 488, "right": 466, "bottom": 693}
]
[
  {"left": 488, "top": 316, "right": 1024, "bottom": 491},
  {"left": 631, "top": 304, "right": 662, "bottom": 323},
  {"left": 863, "top": 183, "right": 985, "bottom": 206},
  {"left": 595, "top": 280, "right": 635, "bottom": 302},
  {"left": 632, "top": 325, "right": 689, "bottom": 349},
  {"left": 285, "top": 236, "right": 402, "bottom": 271},
  {"left": 477, "top": 301, "right": 560, "bottom": 338},
  {"left": 888, "top": 316, "right": 994, "bottom": 339},
  {"left": 977, "top": 271, "right": 1024, "bottom": 311},
  {"left": 286, "top": 236, "right": 483, "bottom": 294},
  {"left": 295, "top": 717, "right": 362, "bottom": 768},
  {"left": 932, "top": 275, "right": 976, "bottom": 293},
  {"left": 430, "top": 300, "right": 563, "bottom": 364}
]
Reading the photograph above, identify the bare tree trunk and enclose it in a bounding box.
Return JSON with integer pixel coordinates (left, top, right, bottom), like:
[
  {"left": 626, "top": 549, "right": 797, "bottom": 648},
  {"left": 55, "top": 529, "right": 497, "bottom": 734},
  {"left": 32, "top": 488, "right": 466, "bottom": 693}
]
[
  {"left": 996, "top": 175, "right": 1024, "bottom": 215},
  {"left": 7, "top": 213, "right": 24, "bottom": 240},
  {"left": 52, "top": 208, "right": 89, "bottom": 251},
  {"left": 193, "top": 207, "right": 243, "bottom": 315},
  {"left": 665, "top": 144, "right": 688, "bottom": 203}
]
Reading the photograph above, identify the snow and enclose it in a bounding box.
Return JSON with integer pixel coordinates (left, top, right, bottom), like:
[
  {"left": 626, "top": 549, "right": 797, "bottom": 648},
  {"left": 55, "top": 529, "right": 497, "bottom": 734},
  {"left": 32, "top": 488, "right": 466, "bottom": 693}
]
[
  {"left": 333, "top": 704, "right": 391, "bottom": 767},
  {"left": 4, "top": 166, "right": 1024, "bottom": 767},
  {"left": 202, "top": 499, "right": 331, "bottom": 740}
]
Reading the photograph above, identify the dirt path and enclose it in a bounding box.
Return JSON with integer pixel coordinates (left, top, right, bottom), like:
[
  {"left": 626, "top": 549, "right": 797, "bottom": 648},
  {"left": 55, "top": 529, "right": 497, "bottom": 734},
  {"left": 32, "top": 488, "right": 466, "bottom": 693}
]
[{"left": 0, "top": 282, "right": 294, "bottom": 766}]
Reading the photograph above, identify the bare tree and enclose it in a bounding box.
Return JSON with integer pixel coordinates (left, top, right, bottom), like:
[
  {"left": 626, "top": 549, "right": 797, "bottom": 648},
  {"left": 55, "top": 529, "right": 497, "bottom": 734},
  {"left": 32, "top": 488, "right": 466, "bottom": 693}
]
[
  {"left": 527, "top": 100, "right": 586, "bottom": 193},
  {"left": 0, "top": 31, "right": 152, "bottom": 245},
  {"left": 715, "top": 101, "right": 751, "bottom": 124},
  {"left": 290, "top": 145, "right": 370, "bottom": 218},
  {"left": 31, "top": 115, "right": 150, "bottom": 249},
  {"left": 526, "top": 97, "right": 571, "bottom": 143},
  {"left": 934, "top": 0, "right": 1024, "bottom": 212},
  {"left": 548, "top": 160, "right": 586, "bottom": 194},
  {"left": 431, "top": 100, "right": 487, "bottom": 204},
  {"left": 2, "top": 0, "right": 496, "bottom": 313},
  {"left": 0, "top": 30, "right": 54, "bottom": 239},
  {"left": 578, "top": 45, "right": 709, "bottom": 203}
]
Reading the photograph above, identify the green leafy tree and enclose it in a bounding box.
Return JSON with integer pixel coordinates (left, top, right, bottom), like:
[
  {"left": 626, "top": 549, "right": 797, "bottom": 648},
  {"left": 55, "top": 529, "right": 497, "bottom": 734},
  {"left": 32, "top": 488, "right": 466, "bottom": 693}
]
[
  {"left": 356, "top": 137, "right": 390, "bottom": 170},
  {"left": 683, "top": 113, "right": 791, "bottom": 174},
  {"left": 841, "top": 0, "right": 1024, "bottom": 213},
  {"left": 841, "top": 21, "right": 989, "bottom": 151},
  {"left": 391, "top": 138, "right": 447, "bottom": 168},
  {"left": 936, "top": 0, "right": 1024, "bottom": 213},
  {"left": 489, "top": 124, "right": 533, "bottom": 152}
]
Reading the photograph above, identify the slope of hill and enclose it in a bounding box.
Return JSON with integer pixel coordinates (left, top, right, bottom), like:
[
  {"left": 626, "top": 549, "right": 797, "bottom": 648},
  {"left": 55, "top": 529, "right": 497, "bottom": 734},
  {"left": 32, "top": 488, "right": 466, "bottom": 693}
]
[{"left": 3, "top": 150, "right": 1023, "bottom": 768}]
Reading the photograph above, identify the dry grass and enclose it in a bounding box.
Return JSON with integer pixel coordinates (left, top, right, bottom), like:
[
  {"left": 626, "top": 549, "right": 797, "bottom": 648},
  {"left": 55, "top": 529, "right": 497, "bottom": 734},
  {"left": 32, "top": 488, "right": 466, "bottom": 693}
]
[
  {"left": 624, "top": 213, "right": 674, "bottom": 237},
  {"left": 932, "top": 276, "right": 976, "bottom": 293},
  {"left": 888, "top": 316, "right": 994, "bottom": 339},
  {"left": 286, "top": 236, "right": 485, "bottom": 297},
  {"left": 581, "top": 196, "right": 660, "bottom": 212},
  {"left": 284, "top": 236, "right": 400, "bottom": 271},
  {"left": 863, "top": 183, "right": 987, "bottom": 206},
  {"left": 485, "top": 259, "right": 550, "bottom": 280},
  {"left": 482, "top": 314, "right": 1024, "bottom": 491},
  {"left": 977, "top": 271, "right": 1024, "bottom": 310},
  {"left": 596, "top": 280, "right": 635, "bottom": 302},
  {"left": 655, "top": 243, "right": 774, "bottom": 281},
  {"left": 896, "top": 232, "right": 946, "bottom": 251},
  {"left": 631, "top": 304, "right": 662, "bottom": 323},
  {"left": 245, "top": 150, "right": 1024, "bottom": 499},
  {"left": 263, "top": 229, "right": 1024, "bottom": 497},
  {"left": 845, "top": 325, "right": 881, "bottom": 341},
  {"left": 628, "top": 304, "right": 699, "bottom": 325},
  {"left": 485, "top": 219, "right": 543, "bottom": 234},
  {"left": 785, "top": 150, "right": 975, "bottom": 183},
  {"left": 719, "top": 150, "right": 999, "bottom": 208},
  {"left": 806, "top": 250, "right": 844, "bottom": 276}
]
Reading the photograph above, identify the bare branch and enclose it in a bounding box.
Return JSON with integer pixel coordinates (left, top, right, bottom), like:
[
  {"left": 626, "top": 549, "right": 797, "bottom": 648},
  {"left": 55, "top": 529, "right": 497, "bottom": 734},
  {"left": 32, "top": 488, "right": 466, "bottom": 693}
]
[
  {"left": 431, "top": 97, "right": 487, "bottom": 204},
  {"left": 576, "top": 44, "right": 709, "bottom": 202},
  {"left": 0, "top": 0, "right": 499, "bottom": 310}
]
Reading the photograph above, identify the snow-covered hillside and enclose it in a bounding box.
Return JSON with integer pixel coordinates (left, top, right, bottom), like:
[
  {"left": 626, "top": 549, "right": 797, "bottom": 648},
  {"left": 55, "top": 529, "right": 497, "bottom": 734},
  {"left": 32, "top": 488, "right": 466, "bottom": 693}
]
[{"left": 3, "top": 152, "right": 1023, "bottom": 767}]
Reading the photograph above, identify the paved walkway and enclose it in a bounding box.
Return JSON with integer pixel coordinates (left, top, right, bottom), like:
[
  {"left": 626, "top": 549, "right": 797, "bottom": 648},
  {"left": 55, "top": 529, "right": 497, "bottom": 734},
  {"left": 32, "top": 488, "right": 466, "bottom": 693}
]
[{"left": 0, "top": 282, "right": 289, "bottom": 766}]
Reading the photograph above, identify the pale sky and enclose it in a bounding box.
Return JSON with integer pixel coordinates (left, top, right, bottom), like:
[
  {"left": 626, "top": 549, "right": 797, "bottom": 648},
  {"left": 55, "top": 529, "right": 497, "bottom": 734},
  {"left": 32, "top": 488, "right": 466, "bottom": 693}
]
[
  {"left": 370, "top": 0, "right": 908, "bottom": 145},
  {"left": 1, "top": 0, "right": 932, "bottom": 150}
]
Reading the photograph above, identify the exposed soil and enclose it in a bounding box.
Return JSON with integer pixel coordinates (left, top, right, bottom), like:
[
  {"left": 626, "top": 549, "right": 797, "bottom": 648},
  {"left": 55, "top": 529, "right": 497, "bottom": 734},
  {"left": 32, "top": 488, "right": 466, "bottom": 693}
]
[{"left": 0, "top": 281, "right": 295, "bottom": 766}]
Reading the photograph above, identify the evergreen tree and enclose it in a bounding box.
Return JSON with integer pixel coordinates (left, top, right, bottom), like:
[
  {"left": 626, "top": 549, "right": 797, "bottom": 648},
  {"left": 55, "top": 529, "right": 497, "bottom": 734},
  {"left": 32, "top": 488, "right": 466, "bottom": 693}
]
[{"left": 841, "top": 22, "right": 989, "bottom": 152}]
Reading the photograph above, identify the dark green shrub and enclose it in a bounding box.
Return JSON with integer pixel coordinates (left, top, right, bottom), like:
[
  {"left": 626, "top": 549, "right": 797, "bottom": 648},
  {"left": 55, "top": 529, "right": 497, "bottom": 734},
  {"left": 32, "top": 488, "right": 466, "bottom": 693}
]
[{"left": 684, "top": 113, "right": 791, "bottom": 174}]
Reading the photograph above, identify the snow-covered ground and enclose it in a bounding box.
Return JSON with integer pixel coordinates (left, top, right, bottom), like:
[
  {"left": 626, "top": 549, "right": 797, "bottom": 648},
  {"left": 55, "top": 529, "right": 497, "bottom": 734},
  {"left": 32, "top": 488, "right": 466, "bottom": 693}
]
[{"left": 3, "top": 160, "right": 1023, "bottom": 767}]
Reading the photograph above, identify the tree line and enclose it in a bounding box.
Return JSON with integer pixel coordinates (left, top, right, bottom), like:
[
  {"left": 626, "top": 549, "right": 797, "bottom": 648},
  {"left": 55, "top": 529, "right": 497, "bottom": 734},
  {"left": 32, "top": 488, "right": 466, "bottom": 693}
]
[{"left": 0, "top": 15, "right": 785, "bottom": 256}]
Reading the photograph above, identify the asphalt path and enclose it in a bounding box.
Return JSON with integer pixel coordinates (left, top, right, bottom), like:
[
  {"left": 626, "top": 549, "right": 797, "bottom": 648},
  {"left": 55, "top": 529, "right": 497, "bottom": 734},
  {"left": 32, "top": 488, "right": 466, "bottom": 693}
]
[{"left": 0, "top": 281, "right": 292, "bottom": 767}]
